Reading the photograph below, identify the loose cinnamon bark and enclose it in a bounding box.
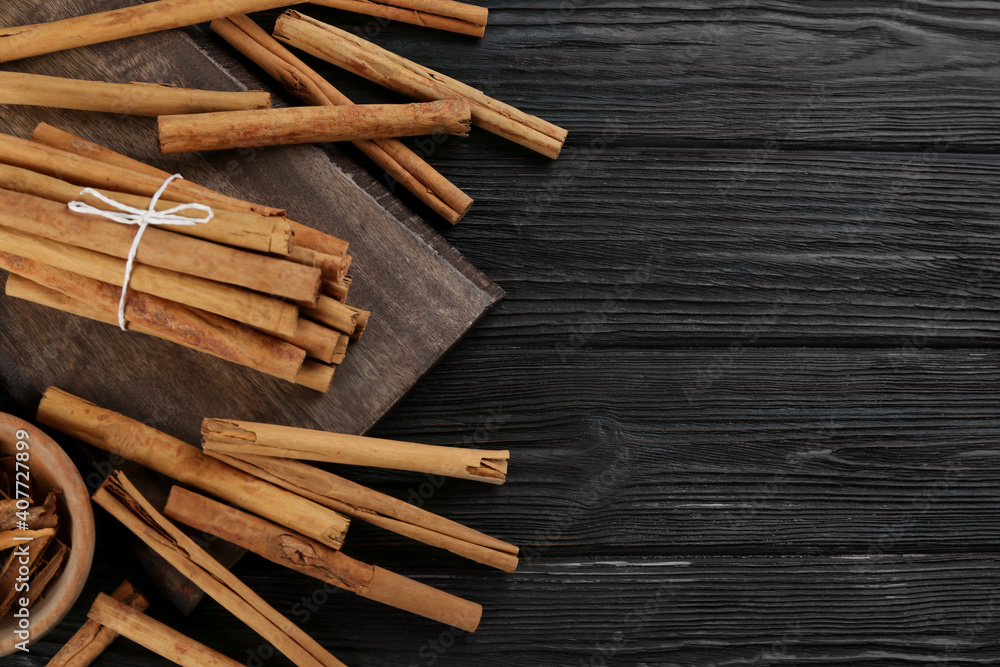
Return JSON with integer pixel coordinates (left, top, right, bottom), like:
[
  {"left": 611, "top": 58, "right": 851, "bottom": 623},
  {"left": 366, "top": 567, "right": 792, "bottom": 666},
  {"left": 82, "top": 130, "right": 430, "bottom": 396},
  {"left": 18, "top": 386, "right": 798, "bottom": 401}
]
[
  {"left": 30, "top": 123, "right": 285, "bottom": 218},
  {"left": 88, "top": 593, "right": 241, "bottom": 667},
  {"left": 0, "top": 72, "right": 271, "bottom": 117},
  {"left": 1, "top": 261, "right": 307, "bottom": 383},
  {"left": 0, "top": 528, "right": 55, "bottom": 551},
  {"left": 26, "top": 540, "right": 69, "bottom": 609},
  {"left": 0, "top": 163, "right": 291, "bottom": 255},
  {"left": 274, "top": 10, "right": 568, "bottom": 159},
  {"left": 92, "top": 472, "right": 344, "bottom": 667},
  {"left": 203, "top": 419, "right": 508, "bottom": 483},
  {"left": 50, "top": 581, "right": 150, "bottom": 667},
  {"left": 0, "top": 0, "right": 307, "bottom": 63},
  {"left": 212, "top": 15, "right": 472, "bottom": 223},
  {"left": 165, "top": 487, "right": 482, "bottom": 631},
  {"left": 312, "top": 0, "right": 487, "bottom": 36},
  {"left": 207, "top": 452, "right": 519, "bottom": 572},
  {"left": 38, "top": 388, "right": 350, "bottom": 550},
  {"left": 0, "top": 226, "right": 299, "bottom": 336},
  {"left": 0, "top": 187, "right": 321, "bottom": 304},
  {"left": 158, "top": 100, "right": 472, "bottom": 154}
]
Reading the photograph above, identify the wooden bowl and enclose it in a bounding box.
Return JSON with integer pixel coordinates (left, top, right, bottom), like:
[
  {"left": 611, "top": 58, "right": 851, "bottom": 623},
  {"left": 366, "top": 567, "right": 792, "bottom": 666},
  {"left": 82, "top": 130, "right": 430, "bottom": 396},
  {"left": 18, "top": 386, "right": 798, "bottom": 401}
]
[{"left": 0, "top": 412, "right": 95, "bottom": 655}]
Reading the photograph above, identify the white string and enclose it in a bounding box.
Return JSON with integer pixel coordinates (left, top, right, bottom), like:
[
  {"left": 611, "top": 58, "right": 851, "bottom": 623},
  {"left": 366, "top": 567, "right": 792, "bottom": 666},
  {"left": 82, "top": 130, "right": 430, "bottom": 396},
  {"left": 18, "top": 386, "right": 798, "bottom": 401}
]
[{"left": 67, "top": 174, "right": 214, "bottom": 331}]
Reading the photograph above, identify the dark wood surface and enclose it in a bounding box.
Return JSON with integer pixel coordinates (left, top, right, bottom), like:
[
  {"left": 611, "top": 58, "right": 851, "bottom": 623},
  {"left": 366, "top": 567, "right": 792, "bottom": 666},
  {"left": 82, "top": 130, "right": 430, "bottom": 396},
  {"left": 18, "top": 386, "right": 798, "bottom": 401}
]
[{"left": 5, "top": 0, "right": 1000, "bottom": 665}]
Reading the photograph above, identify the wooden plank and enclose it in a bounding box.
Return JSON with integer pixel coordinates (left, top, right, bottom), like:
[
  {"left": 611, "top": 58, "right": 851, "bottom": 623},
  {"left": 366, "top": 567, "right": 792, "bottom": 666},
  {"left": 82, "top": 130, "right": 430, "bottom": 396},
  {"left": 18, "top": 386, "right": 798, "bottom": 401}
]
[
  {"left": 24, "top": 555, "right": 1000, "bottom": 665},
  {"left": 412, "top": 147, "right": 1000, "bottom": 346},
  {"left": 327, "top": 348, "right": 1000, "bottom": 556},
  {"left": 285, "top": 1, "right": 1000, "bottom": 149}
]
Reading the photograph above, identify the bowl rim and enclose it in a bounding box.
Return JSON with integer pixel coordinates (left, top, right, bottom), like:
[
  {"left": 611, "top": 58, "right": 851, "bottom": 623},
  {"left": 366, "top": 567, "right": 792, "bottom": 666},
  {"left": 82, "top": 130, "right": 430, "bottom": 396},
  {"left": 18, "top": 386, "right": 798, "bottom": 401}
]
[{"left": 0, "top": 412, "right": 95, "bottom": 656}]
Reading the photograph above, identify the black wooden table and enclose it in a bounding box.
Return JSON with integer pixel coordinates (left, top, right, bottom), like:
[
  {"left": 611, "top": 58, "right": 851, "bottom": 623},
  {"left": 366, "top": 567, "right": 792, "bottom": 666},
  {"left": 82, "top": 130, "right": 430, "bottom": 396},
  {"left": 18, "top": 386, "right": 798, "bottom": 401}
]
[{"left": 7, "top": 1, "right": 1000, "bottom": 665}]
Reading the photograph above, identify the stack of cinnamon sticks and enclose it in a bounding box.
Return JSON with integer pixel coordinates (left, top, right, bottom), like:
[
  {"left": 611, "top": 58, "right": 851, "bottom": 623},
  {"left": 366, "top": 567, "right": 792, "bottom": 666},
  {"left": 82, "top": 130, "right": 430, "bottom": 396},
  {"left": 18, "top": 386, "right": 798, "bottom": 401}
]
[
  {"left": 0, "top": 124, "right": 369, "bottom": 392},
  {"left": 38, "top": 388, "right": 517, "bottom": 666}
]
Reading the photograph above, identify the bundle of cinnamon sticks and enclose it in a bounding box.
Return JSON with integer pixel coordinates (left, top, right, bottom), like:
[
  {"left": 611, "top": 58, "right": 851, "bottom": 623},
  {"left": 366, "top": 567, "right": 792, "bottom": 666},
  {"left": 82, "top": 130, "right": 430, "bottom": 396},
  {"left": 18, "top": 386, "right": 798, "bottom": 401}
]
[
  {"left": 39, "top": 388, "right": 517, "bottom": 666},
  {"left": 0, "top": 124, "right": 369, "bottom": 391}
]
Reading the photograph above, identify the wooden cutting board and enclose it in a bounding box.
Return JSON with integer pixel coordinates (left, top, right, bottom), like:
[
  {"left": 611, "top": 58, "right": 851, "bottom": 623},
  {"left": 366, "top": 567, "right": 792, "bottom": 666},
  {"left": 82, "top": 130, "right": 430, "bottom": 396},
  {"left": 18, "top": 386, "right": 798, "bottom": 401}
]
[{"left": 0, "top": 0, "right": 502, "bottom": 610}]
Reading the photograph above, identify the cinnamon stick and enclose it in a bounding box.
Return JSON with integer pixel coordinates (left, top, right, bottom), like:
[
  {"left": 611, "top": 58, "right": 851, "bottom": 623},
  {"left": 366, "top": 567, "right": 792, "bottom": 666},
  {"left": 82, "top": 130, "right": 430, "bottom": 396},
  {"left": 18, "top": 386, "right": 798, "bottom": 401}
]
[
  {"left": 38, "top": 387, "right": 350, "bottom": 549},
  {"left": 50, "top": 581, "right": 150, "bottom": 667},
  {"left": 202, "top": 419, "right": 509, "bottom": 483},
  {"left": 0, "top": 71, "right": 271, "bottom": 117},
  {"left": 212, "top": 15, "right": 472, "bottom": 223},
  {"left": 207, "top": 452, "right": 519, "bottom": 572},
  {"left": 275, "top": 10, "right": 568, "bottom": 159},
  {"left": 158, "top": 100, "right": 472, "bottom": 154},
  {"left": 0, "top": 187, "right": 321, "bottom": 304},
  {"left": 31, "top": 124, "right": 354, "bottom": 253},
  {"left": 30, "top": 123, "right": 285, "bottom": 218},
  {"left": 88, "top": 593, "right": 241, "bottom": 667},
  {"left": 264, "top": 317, "right": 343, "bottom": 363},
  {"left": 0, "top": 528, "right": 55, "bottom": 551},
  {"left": 0, "top": 0, "right": 307, "bottom": 63},
  {"left": 295, "top": 360, "right": 337, "bottom": 393},
  {"left": 0, "top": 226, "right": 299, "bottom": 336},
  {"left": 165, "top": 487, "right": 482, "bottom": 631},
  {"left": 286, "top": 247, "right": 351, "bottom": 283},
  {"left": 2, "top": 261, "right": 307, "bottom": 383},
  {"left": 93, "top": 471, "right": 345, "bottom": 667},
  {"left": 323, "top": 277, "right": 351, "bottom": 302},
  {"left": 301, "top": 295, "right": 361, "bottom": 336},
  {"left": 0, "top": 163, "right": 291, "bottom": 255},
  {"left": 312, "top": 0, "right": 487, "bottom": 36}
]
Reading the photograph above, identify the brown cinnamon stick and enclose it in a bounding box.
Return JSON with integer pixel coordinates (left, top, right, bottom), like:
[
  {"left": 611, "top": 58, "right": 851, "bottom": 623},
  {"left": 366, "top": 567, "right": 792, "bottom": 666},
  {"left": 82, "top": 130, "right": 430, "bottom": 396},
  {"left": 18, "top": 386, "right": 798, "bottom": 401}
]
[
  {"left": 0, "top": 0, "right": 307, "bottom": 63},
  {"left": 0, "top": 163, "right": 291, "bottom": 255},
  {"left": 29, "top": 123, "right": 285, "bottom": 218},
  {"left": 1, "top": 261, "right": 308, "bottom": 383},
  {"left": 165, "top": 487, "right": 482, "bottom": 631},
  {"left": 158, "top": 100, "right": 472, "bottom": 154},
  {"left": 50, "top": 581, "right": 150, "bottom": 667},
  {"left": 203, "top": 419, "right": 508, "bottom": 483},
  {"left": 31, "top": 124, "right": 355, "bottom": 253},
  {"left": 275, "top": 10, "right": 568, "bottom": 158},
  {"left": 0, "top": 71, "right": 271, "bottom": 117},
  {"left": 312, "top": 0, "right": 487, "bottom": 37},
  {"left": 0, "top": 187, "right": 321, "bottom": 304},
  {"left": 286, "top": 247, "right": 351, "bottom": 283},
  {"left": 92, "top": 472, "right": 344, "bottom": 667},
  {"left": 212, "top": 15, "right": 472, "bottom": 223},
  {"left": 301, "top": 295, "right": 362, "bottom": 336},
  {"left": 207, "top": 452, "right": 519, "bottom": 572},
  {"left": 38, "top": 388, "right": 350, "bottom": 550},
  {"left": 88, "top": 593, "right": 241, "bottom": 667},
  {"left": 0, "top": 226, "right": 299, "bottom": 336}
]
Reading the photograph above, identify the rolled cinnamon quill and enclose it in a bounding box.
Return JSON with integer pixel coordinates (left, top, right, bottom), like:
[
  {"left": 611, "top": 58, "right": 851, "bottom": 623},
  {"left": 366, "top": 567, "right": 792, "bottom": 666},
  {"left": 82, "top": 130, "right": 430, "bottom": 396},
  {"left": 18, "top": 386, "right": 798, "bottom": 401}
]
[
  {"left": 88, "top": 593, "right": 242, "bottom": 667},
  {"left": 158, "top": 100, "right": 472, "bottom": 154},
  {"left": 0, "top": 0, "right": 307, "bottom": 63},
  {"left": 29, "top": 123, "right": 285, "bottom": 218},
  {"left": 312, "top": 0, "right": 487, "bottom": 37},
  {"left": 6, "top": 276, "right": 332, "bottom": 391},
  {"left": 1, "top": 261, "right": 306, "bottom": 384},
  {"left": 0, "top": 163, "right": 291, "bottom": 255},
  {"left": 0, "top": 71, "right": 271, "bottom": 117},
  {"left": 166, "top": 487, "right": 482, "bottom": 631},
  {"left": 32, "top": 124, "right": 353, "bottom": 254},
  {"left": 203, "top": 419, "right": 508, "bottom": 483},
  {"left": 93, "top": 472, "right": 345, "bottom": 667},
  {"left": 212, "top": 15, "right": 472, "bottom": 223},
  {"left": 211, "top": 452, "right": 519, "bottom": 572},
  {"left": 50, "top": 581, "right": 150, "bottom": 667},
  {"left": 0, "top": 225, "right": 299, "bottom": 336},
  {"left": 0, "top": 187, "right": 321, "bottom": 304},
  {"left": 38, "top": 388, "right": 350, "bottom": 549},
  {"left": 274, "top": 10, "right": 568, "bottom": 159},
  {"left": 300, "top": 295, "right": 362, "bottom": 337}
]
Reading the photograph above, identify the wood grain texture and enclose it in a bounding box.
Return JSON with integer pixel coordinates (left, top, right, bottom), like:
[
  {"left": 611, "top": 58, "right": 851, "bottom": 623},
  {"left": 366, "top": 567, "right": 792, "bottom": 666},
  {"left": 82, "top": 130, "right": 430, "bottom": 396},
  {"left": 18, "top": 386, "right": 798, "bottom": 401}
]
[{"left": 6, "top": 0, "right": 1000, "bottom": 665}]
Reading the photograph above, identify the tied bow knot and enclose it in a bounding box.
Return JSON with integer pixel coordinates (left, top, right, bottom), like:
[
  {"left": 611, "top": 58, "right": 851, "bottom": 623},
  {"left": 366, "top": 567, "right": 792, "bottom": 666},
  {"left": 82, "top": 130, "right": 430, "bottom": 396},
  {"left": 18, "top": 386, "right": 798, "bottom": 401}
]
[{"left": 66, "top": 174, "right": 214, "bottom": 331}]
